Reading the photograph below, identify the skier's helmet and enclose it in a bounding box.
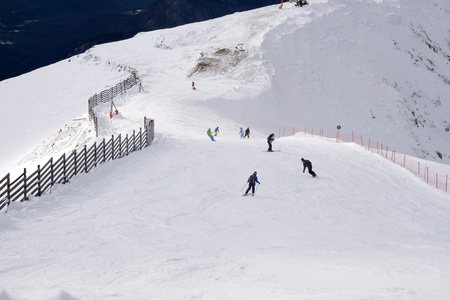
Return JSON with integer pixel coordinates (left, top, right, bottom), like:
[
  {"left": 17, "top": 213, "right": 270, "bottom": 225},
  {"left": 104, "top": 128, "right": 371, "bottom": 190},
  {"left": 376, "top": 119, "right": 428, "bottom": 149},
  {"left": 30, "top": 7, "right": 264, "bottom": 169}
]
[{"left": 254, "top": 171, "right": 257, "bottom": 174}]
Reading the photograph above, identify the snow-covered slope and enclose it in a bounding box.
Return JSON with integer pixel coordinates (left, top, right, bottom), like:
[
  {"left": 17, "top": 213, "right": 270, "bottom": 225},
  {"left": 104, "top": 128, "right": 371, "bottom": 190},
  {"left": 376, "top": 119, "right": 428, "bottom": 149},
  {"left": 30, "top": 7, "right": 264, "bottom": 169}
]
[
  {"left": 1, "top": 0, "right": 450, "bottom": 299},
  {"left": 1, "top": 0, "right": 449, "bottom": 176}
]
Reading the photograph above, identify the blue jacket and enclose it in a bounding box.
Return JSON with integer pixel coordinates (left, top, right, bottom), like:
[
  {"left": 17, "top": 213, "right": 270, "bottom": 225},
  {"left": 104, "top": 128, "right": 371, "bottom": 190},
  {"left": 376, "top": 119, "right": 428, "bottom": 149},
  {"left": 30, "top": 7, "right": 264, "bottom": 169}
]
[{"left": 248, "top": 174, "right": 260, "bottom": 185}]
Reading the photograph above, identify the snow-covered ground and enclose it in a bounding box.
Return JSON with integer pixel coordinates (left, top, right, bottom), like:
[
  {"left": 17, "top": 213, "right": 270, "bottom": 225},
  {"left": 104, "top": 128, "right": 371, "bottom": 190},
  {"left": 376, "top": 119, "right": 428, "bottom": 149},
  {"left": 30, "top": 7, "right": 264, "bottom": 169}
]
[{"left": 1, "top": 0, "right": 450, "bottom": 299}]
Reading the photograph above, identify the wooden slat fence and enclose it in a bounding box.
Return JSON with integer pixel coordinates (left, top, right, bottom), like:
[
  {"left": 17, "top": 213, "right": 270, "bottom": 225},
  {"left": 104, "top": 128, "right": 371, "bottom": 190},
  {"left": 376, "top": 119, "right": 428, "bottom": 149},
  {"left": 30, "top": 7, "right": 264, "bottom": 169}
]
[
  {"left": 0, "top": 117, "right": 155, "bottom": 212},
  {"left": 88, "top": 73, "right": 139, "bottom": 137}
]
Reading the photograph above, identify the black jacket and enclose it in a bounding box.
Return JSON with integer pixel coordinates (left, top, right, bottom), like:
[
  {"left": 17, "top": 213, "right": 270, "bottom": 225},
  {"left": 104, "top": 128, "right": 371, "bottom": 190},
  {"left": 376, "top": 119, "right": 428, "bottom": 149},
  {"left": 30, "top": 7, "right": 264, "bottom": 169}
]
[{"left": 302, "top": 159, "right": 312, "bottom": 172}]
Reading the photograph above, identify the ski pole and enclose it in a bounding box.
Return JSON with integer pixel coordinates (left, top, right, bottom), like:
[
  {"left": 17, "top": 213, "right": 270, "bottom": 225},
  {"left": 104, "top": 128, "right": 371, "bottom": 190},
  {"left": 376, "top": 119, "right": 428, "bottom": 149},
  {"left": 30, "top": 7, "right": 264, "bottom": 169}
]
[
  {"left": 241, "top": 182, "right": 248, "bottom": 191},
  {"left": 255, "top": 183, "right": 260, "bottom": 193}
]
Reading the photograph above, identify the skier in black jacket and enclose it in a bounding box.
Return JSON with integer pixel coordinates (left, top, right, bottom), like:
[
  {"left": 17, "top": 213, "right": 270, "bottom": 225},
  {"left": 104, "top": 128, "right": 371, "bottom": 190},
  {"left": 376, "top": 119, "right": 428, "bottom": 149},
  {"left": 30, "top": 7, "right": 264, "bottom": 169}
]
[
  {"left": 301, "top": 158, "right": 316, "bottom": 177},
  {"left": 267, "top": 133, "right": 275, "bottom": 151}
]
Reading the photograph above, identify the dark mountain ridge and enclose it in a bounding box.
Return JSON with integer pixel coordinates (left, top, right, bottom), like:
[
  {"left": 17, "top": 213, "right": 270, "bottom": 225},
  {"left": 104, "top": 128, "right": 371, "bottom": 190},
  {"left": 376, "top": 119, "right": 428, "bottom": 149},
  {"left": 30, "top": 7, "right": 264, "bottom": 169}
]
[{"left": 0, "top": 0, "right": 275, "bottom": 81}]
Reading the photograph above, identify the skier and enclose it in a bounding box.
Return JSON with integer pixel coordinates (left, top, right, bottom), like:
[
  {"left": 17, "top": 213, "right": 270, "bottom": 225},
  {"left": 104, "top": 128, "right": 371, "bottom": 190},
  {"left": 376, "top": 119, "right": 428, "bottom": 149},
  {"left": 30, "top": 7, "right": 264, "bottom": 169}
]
[
  {"left": 301, "top": 158, "right": 316, "bottom": 177},
  {"left": 214, "top": 126, "right": 219, "bottom": 136},
  {"left": 207, "top": 128, "right": 215, "bottom": 141},
  {"left": 267, "top": 133, "right": 275, "bottom": 152},
  {"left": 244, "top": 171, "right": 260, "bottom": 196},
  {"left": 240, "top": 127, "right": 245, "bottom": 139},
  {"left": 192, "top": 81, "right": 196, "bottom": 90},
  {"left": 244, "top": 127, "right": 250, "bottom": 138}
]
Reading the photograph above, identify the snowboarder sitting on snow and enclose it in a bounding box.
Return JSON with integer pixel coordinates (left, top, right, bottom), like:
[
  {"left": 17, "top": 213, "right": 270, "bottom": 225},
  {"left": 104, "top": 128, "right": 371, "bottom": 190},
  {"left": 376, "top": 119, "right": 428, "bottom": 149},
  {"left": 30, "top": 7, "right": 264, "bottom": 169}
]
[
  {"left": 207, "top": 128, "right": 215, "bottom": 141},
  {"left": 244, "top": 171, "right": 260, "bottom": 196},
  {"left": 267, "top": 133, "right": 275, "bottom": 151},
  {"left": 244, "top": 127, "right": 250, "bottom": 138},
  {"left": 214, "top": 126, "right": 219, "bottom": 136},
  {"left": 301, "top": 158, "right": 316, "bottom": 177}
]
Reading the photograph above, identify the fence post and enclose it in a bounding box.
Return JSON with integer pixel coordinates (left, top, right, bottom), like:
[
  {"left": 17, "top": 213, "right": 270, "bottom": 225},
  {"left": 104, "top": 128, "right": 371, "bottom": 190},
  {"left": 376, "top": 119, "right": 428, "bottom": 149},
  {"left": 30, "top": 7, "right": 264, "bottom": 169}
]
[
  {"left": 360, "top": 136, "right": 363, "bottom": 147},
  {"left": 74, "top": 150, "right": 77, "bottom": 176},
  {"left": 139, "top": 128, "right": 143, "bottom": 149},
  {"left": 63, "top": 153, "right": 66, "bottom": 183},
  {"left": 94, "top": 142, "right": 97, "bottom": 167},
  {"left": 133, "top": 130, "right": 136, "bottom": 151},
  {"left": 37, "top": 165, "right": 41, "bottom": 196},
  {"left": 436, "top": 173, "right": 438, "bottom": 188},
  {"left": 50, "top": 157, "right": 54, "bottom": 187},
  {"left": 84, "top": 145, "right": 88, "bottom": 173},
  {"left": 23, "top": 168, "right": 27, "bottom": 201},
  {"left": 103, "top": 138, "right": 106, "bottom": 163},
  {"left": 126, "top": 134, "right": 129, "bottom": 155},
  {"left": 7, "top": 173, "right": 10, "bottom": 205},
  {"left": 112, "top": 135, "right": 115, "bottom": 160},
  {"left": 403, "top": 155, "right": 406, "bottom": 167},
  {"left": 118, "top": 134, "right": 122, "bottom": 158},
  {"left": 368, "top": 139, "right": 371, "bottom": 150}
]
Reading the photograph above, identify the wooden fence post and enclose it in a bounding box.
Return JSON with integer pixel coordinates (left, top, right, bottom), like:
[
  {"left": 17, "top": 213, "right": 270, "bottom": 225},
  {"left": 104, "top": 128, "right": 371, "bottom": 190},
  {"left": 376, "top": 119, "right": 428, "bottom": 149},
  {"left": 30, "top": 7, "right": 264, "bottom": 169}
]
[
  {"left": 126, "top": 134, "right": 129, "bottom": 155},
  {"left": 103, "top": 138, "right": 106, "bottom": 163},
  {"left": 84, "top": 145, "right": 87, "bottom": 173},
  {"left": 6, "top": 174, "right": 10, "bottom": 206},
  {"left": 63, "top": 153, "right": 66, "bottom": 183},
  {"left": 94, "top": 142, "right": 97, "bottom": 167},
  {"left": 74, "top": 150, "right": 77, "bottom": 176},
  {"left": 139, "top": 128, "right": 142, "bottom": 150},
  {"left": 50, "top": 157, "right": 54, "bottom": 187},
  {"left": 118, "top": 134, "right": 122, "bottom": 158},
  {"left": 23, "top": 168, "right": 27, "bottom": 201},
  {"left": 112, "top": 135, "right": 115, "bottom": 160},
  {"left": 37, "top": 165, "right": 41, "bottom": 196}
]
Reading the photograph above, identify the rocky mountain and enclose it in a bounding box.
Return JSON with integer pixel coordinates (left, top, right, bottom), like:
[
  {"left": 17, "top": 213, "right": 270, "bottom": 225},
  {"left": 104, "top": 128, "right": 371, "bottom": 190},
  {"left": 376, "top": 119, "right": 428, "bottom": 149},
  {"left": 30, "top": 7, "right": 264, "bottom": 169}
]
[{"left": 0, "top": 0, "right": 275, "bottom": 81}]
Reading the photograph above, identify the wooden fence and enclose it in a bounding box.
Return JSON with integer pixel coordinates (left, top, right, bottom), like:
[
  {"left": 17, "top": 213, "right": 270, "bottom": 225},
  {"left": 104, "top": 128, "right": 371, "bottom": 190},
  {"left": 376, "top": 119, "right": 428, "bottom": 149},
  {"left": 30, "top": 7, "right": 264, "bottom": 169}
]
[
  {"left": 0, "top": 117, "right": 154, "bottom": 212},
  {"left": 88, "top": 73, "right": 139, "bottom": 137}
]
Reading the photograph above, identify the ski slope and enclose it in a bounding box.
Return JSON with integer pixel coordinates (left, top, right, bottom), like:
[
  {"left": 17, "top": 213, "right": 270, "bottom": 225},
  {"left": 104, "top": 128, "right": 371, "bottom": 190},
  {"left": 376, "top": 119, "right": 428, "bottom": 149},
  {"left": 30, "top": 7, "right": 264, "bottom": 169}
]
[
  {"left": 1, "top": 135, "right": 450, "bottom": 299},
  {"left": 1, "top": 0, "right": 450, "bottom": 299}
]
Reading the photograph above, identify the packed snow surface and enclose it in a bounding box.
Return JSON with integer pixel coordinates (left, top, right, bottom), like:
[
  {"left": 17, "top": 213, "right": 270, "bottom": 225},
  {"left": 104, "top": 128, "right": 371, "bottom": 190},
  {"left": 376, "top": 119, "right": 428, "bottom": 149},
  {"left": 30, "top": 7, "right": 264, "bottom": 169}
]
[{"left": 1, "top": 0, "right": 450, "bottom": 299}]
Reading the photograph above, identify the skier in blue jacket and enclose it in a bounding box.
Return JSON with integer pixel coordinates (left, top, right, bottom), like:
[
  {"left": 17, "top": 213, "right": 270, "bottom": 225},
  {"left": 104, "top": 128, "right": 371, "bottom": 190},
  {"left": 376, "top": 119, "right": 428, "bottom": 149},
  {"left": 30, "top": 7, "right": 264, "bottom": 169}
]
[{"left": 244, "top": 171, "right": 260, "bottom": 196}]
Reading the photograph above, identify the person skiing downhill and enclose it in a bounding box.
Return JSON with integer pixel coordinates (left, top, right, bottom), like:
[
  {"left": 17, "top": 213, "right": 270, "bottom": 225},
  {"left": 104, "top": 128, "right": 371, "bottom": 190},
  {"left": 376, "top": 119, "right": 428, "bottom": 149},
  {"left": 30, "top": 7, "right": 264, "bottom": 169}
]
[
  {"left": 267, "top": 133, "right": 275, "bottom": 151},
  {"left": 301, "top": 158, "right": 316, "bottom": 177},
  {"left": 244, "top": 127, "right": 250, "bottom": 138},
  {"left": 244, "top": 171, "right": 260, "bottom": 196},
  {"left": 207, "top": 128, "right": 215, "bottom": 141}
]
